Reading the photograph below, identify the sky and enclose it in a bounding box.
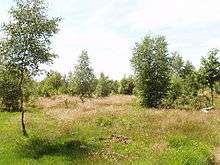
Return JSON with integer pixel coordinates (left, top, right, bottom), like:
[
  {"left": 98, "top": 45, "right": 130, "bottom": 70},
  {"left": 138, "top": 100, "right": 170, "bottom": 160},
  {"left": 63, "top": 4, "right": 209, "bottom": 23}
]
[{"left": 0, "top": 0, "right": 220, "bottom": 80}]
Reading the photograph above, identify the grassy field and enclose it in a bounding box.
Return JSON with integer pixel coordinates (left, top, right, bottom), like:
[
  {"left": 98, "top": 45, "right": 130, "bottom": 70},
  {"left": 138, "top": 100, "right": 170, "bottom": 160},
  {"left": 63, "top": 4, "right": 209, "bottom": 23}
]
[{"left": 0, "top": 95, "right": 220, "bottom": 165}]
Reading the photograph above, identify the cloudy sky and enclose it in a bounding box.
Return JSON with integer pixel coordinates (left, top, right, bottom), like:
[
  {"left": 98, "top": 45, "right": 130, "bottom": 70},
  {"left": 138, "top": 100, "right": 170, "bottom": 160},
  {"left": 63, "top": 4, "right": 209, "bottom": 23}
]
[{"left": 1, "top": 0, "right": 220, "bottom": 79}]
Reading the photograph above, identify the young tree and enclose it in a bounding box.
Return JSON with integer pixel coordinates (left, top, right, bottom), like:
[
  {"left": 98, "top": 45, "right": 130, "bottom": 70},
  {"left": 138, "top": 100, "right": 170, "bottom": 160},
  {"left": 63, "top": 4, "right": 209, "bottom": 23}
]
[
  {"left": 69, "top": 50, "right": 96, "bottom": 101},
  {"left": 200, "top": 48, "right": 220, "bottom": 105},
  {"left": 131, "top": 35, "right": 170, "bottom": 107},
  {"left": 95, "top": 72, "right": 112, "bottom": 97},
  {"left": 0, "top": 0, "right": 60, "bottom": 135}
]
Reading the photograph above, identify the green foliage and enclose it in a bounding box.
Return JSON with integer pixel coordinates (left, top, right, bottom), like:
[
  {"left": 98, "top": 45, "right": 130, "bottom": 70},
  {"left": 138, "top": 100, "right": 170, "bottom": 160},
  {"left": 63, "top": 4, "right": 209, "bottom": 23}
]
[
  {"left": 131, "top": 35, "right": 170, "bottom": 107},
  {"left": 170, "top": 51, "right": 185, "bottom": 76},
  {"left": 162, "top": 55, "right": 208, "bottom": 110},
  {"left": 199, "top": 48, "right": 220, "bottom": 105},
  {"left": 0, "top": 0, "right": 60, "bottom": 75},
  {"left": 171, "top": 52, "right": 195, "bottom": 78},
  {"left": 0, "top": 0, "right": 60, "bottom": 135},
  {"left": 69, "top": 50, "right": 96, "bottom": 101},
  {"left": 0, "top": 63, "right": 33, "bottom": 111},
  {"left": 0, "top": 66, "right": 21, "bottom": 111},
  {"left": 109, "top": 80, "right": 120, "bottom": 94},
  {"left": 0, "top": 0, "right": 60, "bottom": 111},
  {"left": 38, "top": 70, "right": 66, "bottom": 97},
  {"left": 95, "top": 72, "right": 112, "bottom": 97},
  {"left": 119, "top": 76, "right": 135, "bottom": 95}
]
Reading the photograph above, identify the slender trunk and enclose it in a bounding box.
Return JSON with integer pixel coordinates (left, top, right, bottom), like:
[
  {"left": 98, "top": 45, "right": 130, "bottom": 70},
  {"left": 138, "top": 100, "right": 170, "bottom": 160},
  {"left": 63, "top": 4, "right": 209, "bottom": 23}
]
[
  {"left": 19, "top": 69, "right": 28, "bottom": 136},
  {"left": 211, "top": 87, "right": 214, "bottom": 106}
]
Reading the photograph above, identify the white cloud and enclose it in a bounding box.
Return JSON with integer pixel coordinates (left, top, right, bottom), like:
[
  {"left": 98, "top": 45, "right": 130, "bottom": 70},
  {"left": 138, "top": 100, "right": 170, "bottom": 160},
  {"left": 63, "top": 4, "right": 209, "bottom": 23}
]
[
  {"left": 50, "top": 27, "right": 133, "bottom": 79},
  {"left": 127, "top": 0, "right": 220, "bottom": 30}
]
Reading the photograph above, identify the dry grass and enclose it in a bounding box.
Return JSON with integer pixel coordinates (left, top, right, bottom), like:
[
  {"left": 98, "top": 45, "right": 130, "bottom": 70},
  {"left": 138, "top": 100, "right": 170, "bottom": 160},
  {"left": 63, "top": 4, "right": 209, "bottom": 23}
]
[
  {"left": 36, "top": 95, "right": 134, "bottom": 122},
  {"left": 1, "top": 95, "right": 220, "bottom": 164}
]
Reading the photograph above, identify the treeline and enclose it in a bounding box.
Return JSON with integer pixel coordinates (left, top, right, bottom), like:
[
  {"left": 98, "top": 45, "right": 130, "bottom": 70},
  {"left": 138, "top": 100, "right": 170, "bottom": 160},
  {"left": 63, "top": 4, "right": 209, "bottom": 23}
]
[
  {"left": 34, "top": 36, "right": 220, "bottom": 111},
  {"left": 36, "top": 70, "right": 134, "bottom": 99},
  {"left": 0, "top": 50, "right": 135, "bottom": 109},
  {"left": 36, "top": 56, "right": 135, "bottom": 99},
  {"left": 1, "top": 40, "right": 220, "bottom": 111},
  {"left": 0, "top": 0, "right": 220, "bottom": 135}
]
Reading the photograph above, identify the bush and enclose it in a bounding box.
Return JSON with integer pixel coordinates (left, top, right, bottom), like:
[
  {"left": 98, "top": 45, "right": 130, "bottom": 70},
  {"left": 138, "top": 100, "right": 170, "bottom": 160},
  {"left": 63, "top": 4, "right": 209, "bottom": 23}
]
[
  {"left": 38, "top": 71, "right": 66, "bottom": 97},
  {"left": 119, "top": 76, "right": 135, "bottom": 95},
  {"left": 162, "top": 60, "right": 205, "bottom": 110},
  {"left": 110, "top": 80, "right": 120, "bottom": 94},
  {"left": 0, "top": 66, "right": 32, "bottom": 111},
  {"left": 95, "top": 73, "right": 112, "bottom": 97}
]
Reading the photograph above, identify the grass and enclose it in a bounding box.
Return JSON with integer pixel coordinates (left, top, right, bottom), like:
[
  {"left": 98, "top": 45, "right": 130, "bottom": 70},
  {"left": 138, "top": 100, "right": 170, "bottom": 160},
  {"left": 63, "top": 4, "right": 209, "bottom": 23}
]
[{"left": 0, "top": 95, "right": 220, "bottom": 164}]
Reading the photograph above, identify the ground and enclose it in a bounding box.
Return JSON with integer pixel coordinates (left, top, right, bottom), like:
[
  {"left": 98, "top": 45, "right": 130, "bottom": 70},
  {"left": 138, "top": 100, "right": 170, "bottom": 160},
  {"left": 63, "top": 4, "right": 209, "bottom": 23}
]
[{"left": 0, "top": 95, "right": 220, "bottom": 164}]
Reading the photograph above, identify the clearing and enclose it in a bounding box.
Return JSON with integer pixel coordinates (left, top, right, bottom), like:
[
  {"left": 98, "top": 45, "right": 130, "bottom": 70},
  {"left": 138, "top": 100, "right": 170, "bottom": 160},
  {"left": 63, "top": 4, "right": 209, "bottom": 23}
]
[{"left": 0, "top": 95, "right": 220, "bottom": 164}]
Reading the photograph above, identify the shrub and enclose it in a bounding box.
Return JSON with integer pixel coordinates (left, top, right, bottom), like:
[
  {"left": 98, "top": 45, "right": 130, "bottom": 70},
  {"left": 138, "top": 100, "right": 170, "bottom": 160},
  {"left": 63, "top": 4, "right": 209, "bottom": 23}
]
[
  {"left": 95, "top": 73, "right": 112, "bottom": 97},
  {"left": 162, "top": 57, "right": 204, "bottom": 110},
  {"left": 0, "top": 66, "right": 32, "bottom": 111},
  {"left": 110, "top": 80, "right": 120, "bottom": 94},
  {"left": 119, "top": 76, "right": 135, "bottom": 95},
  {"left": 38, "top": 71, "right": 66, "bottom": 97}
]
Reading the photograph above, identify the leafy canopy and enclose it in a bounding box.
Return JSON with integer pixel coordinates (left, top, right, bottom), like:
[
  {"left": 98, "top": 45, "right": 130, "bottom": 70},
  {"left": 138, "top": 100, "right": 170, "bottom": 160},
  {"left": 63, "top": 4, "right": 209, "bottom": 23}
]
[
  {"left": 131, "top": 35, "right": 170, "bottom": 107},
  {"left": 0, "top": 0, "right": 61, "bottom": 75}
]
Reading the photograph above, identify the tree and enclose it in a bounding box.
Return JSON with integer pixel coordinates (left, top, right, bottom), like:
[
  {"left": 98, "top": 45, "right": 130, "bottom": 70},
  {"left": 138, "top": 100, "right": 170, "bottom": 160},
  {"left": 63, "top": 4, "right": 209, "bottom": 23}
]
[
  {"left": 0, "top": 0, "right": 60, "bottom": 135},
  {"left": 200, "top": 48, "right": 220, "bottom": 105},
  {"left": 131, "top": 35, "right": 170, "bottom": 107},
  {"left": 69, "top": 50, "right": 96, "bottom": 101},
  {"left": 95, "top": 72, "right": 112, "bottom": 97},
  {"left": 119, "top": 76, "right": 135, "bottom": 95}
]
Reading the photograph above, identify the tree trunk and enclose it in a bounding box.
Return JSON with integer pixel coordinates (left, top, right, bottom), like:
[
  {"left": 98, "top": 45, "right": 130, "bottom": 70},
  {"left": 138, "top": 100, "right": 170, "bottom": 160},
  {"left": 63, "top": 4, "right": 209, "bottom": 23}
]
[
  {"left": 19, "top": 69, "right": 28, "bottom": 136},
  {"left": 211, "top": 87, "right": 214, "bottom": 106}
]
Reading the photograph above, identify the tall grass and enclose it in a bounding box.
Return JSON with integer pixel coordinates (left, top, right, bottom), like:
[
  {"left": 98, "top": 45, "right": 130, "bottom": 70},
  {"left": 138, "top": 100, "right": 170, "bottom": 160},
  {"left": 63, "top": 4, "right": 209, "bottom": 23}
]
[{"left": 0, "top": 95, "right": 219, "bottom": 164}]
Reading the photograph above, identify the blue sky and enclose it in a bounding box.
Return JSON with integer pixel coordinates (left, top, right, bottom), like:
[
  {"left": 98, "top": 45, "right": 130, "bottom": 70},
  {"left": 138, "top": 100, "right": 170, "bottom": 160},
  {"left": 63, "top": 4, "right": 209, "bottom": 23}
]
[{"left": 1, "top": 0, "right": 220, "bottom": 79}]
